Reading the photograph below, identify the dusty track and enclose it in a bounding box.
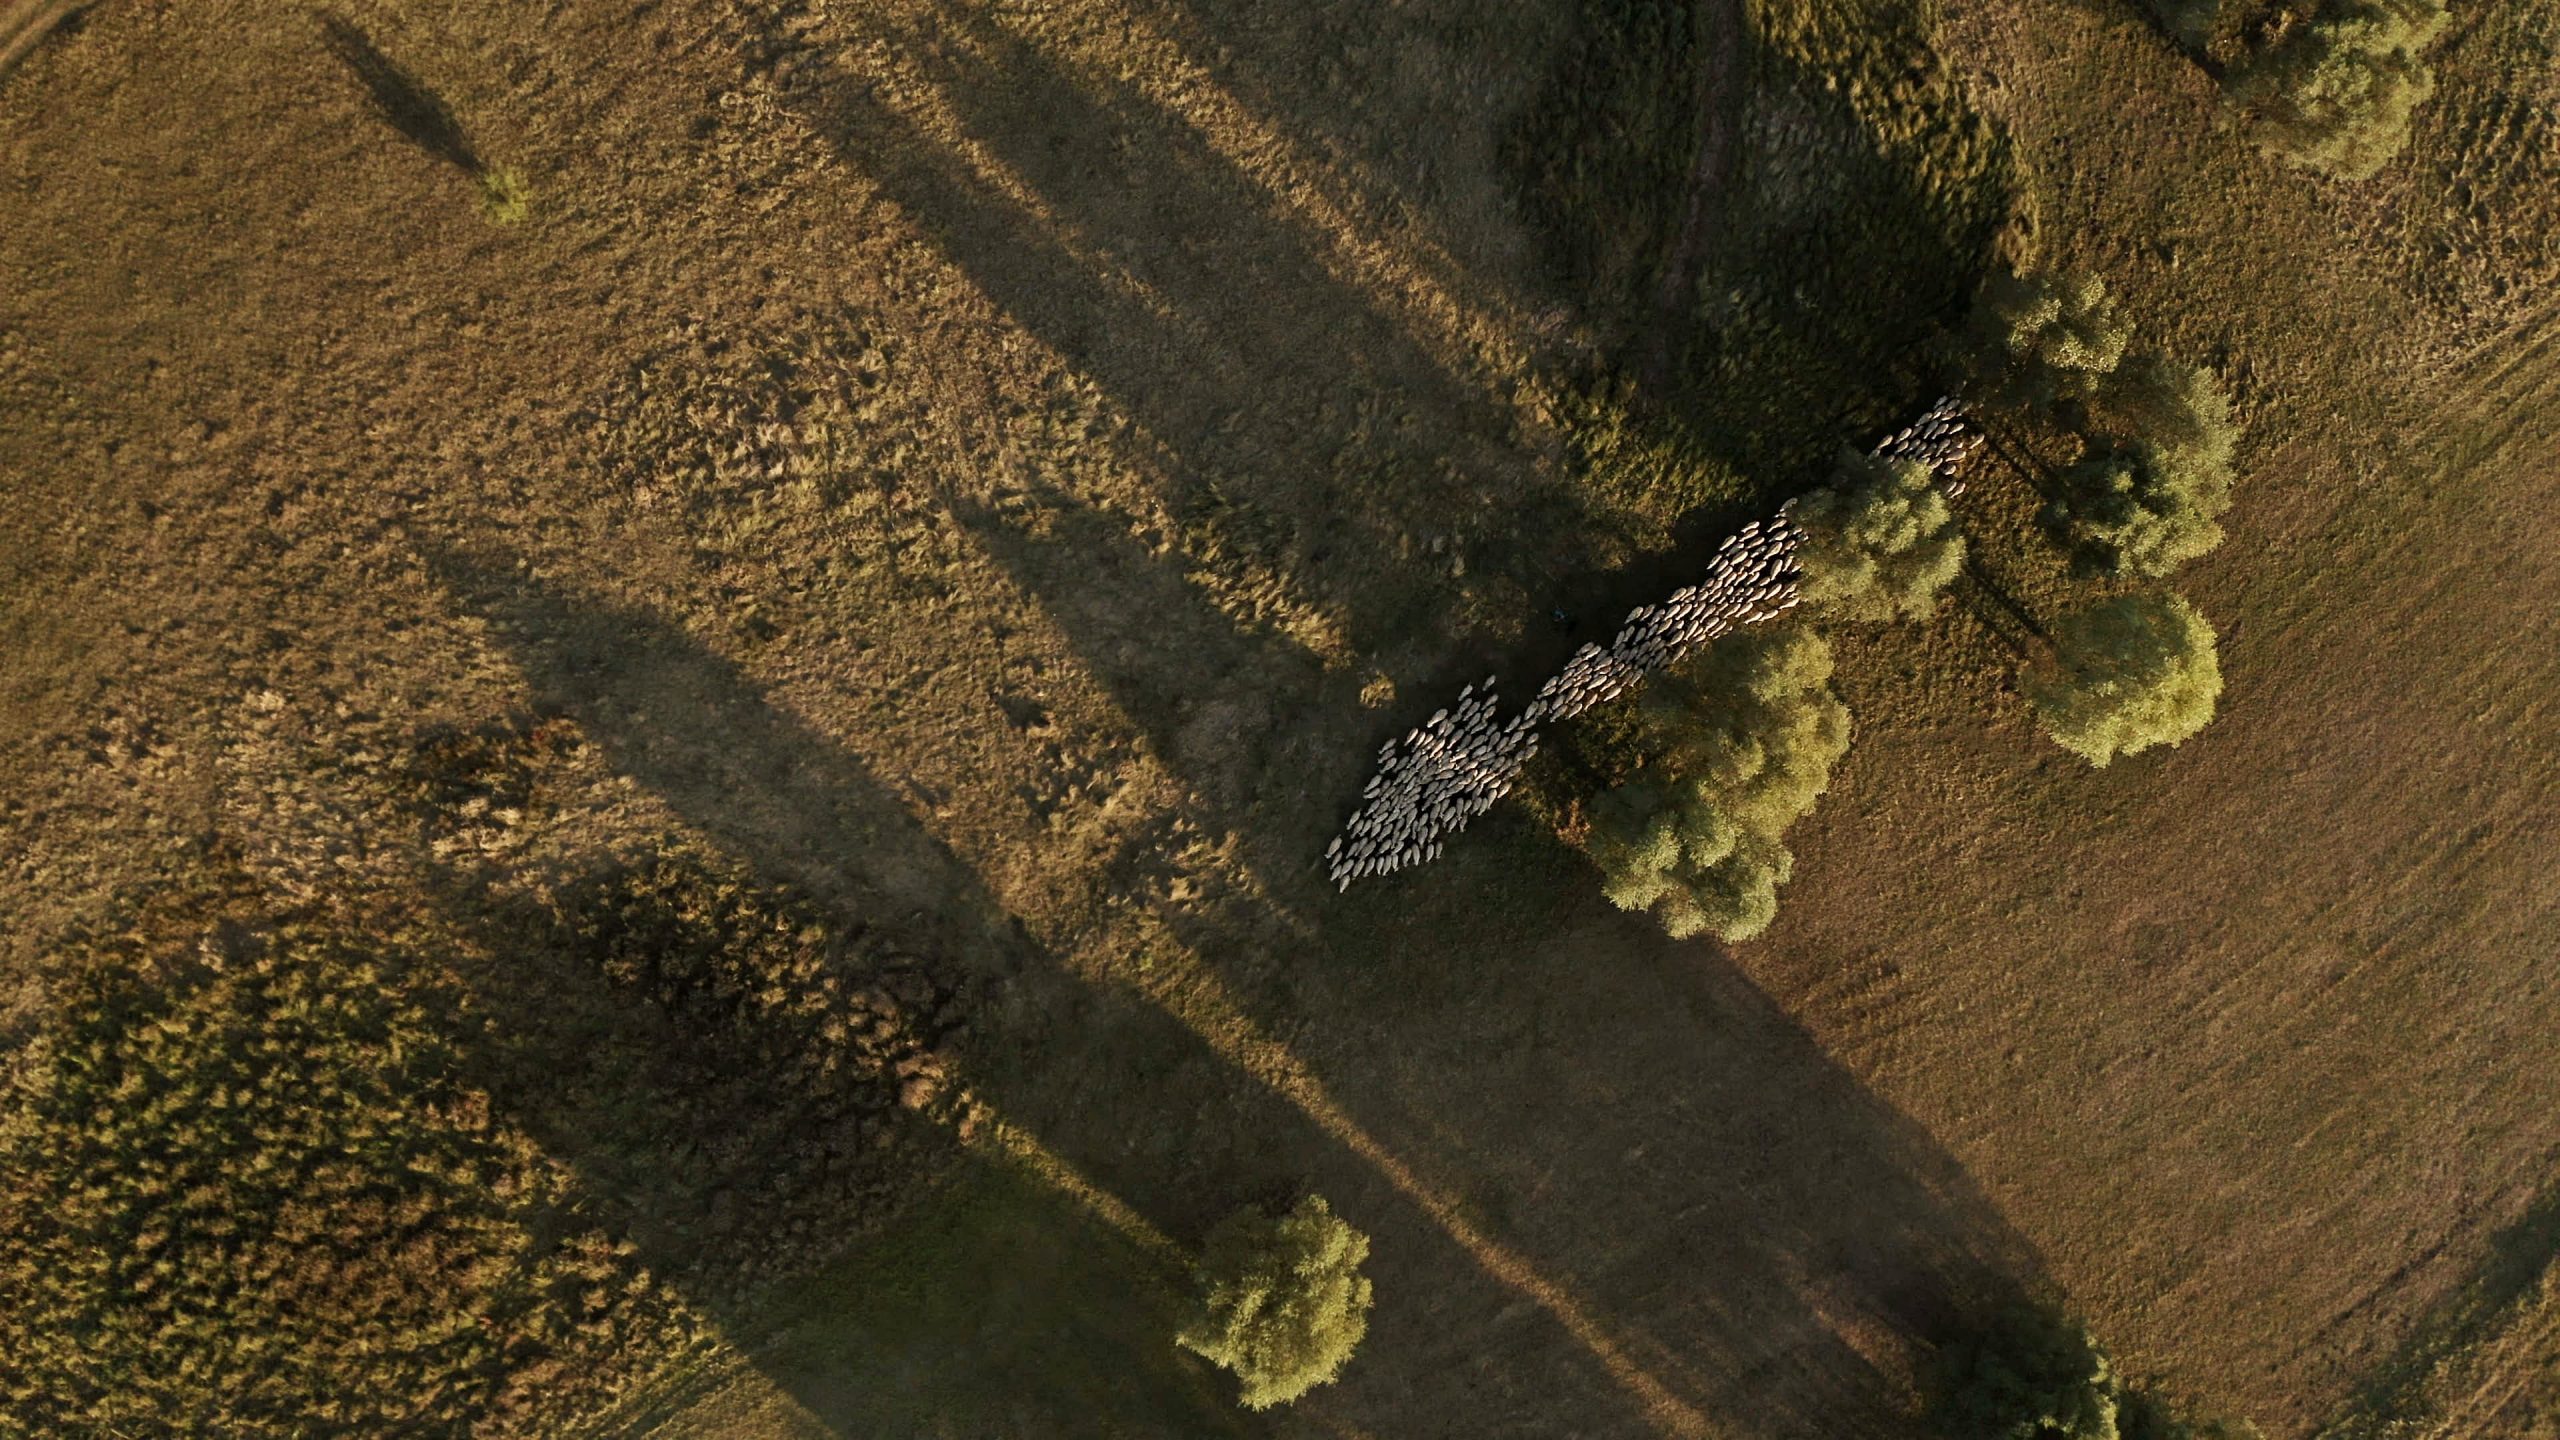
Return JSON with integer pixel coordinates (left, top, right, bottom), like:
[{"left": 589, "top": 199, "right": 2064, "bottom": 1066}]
[{"left": 0, "top": 0, "right": 80, "bottom": 81}]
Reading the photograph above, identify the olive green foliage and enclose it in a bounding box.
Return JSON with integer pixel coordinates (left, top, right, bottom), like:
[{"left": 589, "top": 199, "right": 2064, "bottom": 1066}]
[
  {"left": 2025, "top": 593, "right": 2224, "bottom": 766},
  {"left": 477, "top": 166, "right": 531, "bottom": 225},
  {"left": 1930, "top": 1304, "right": 2263, "bottom": 1440},
  {"left": 2231, "top": 0, "right": 2449, "bottom": 180},
  {"left": 0, "top": 916, "right": 689, "bottom": 1436},
  {"left": 1957, "top": 269, "right": 2132, "bottom": 411},
  {"left": 2048, "top": 357, "right": 2240, "bottom": 577},
  {"left": 1792, "top": 450, "right": 1967, "bottom": 620},
  {"left": 1587, "top": 627, "right": 1852, "bottom": 941},
  {"left": 1177, "top": 1194, "right": 1374, "bottom": 1410}
]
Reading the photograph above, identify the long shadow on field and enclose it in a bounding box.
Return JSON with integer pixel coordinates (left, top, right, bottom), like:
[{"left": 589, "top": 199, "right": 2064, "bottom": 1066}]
[
  {"left": 425, "top": 549, "right": 1271, "bottom": 1433},
  {"left": 771, "top": 6, "right": 1622, "bottom": 669},
  {"left": 315, "top": 10, "right": 483, "bottom": 176},
  {"left": 435, "top": 548, "right": 2049, "bottom": 1436}
]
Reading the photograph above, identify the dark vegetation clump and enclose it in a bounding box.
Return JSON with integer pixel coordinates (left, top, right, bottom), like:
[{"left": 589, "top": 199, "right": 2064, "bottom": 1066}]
[
  {"left": 2142, "top": 0, "right": 2448, "bottom": 180},
  {"left": 1928, "top": 1302, "right": 2264, "bottom": 1439},
  {"left": 0, "top": 911, "right": 693, "bottom": 1436},
  {"left": 2229, "top": 0, "right": 2449, "bottom": 180},
  {"left": 1177, "top": 1194, "right": 1374, "bottom": 1410}
]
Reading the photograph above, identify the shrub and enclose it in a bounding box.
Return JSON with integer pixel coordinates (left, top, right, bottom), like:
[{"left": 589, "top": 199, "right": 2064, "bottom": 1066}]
[
  {"left": 2231, "top": 0, "right": 2449, "bottom": 180},
  {"left": 1791, "top": 450, "right": 1968, "bottom": 621},
  {"left": 2047, "top": 446, "right": 2227, "bottom": 578},
  {"left": 2024, "top": 593, "right": 2223, "bottom": 766},
  {"left": 1956, "top": 269, "right": 2131, "bottom": 411},
  {"left": 2038, "top": 352, "right": 2240, "bottom": 577},
  {"left": 478, "top": 167, "right": 531, "bottom": 225},
  {"left": 1587, "top": 626, "right": 1852, "bottom": 941},
  {"left": 1177, "top": 1194, "right": 1373, "bottom": 1409},
  {"left": 1931, "top": 1304, "right": 2124, "bottom": 1439}
]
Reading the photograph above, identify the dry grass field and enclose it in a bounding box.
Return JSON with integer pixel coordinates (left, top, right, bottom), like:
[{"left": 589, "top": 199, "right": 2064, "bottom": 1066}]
[{"left": 1, "top": 0, "right": 2554, "bottom": 1436}]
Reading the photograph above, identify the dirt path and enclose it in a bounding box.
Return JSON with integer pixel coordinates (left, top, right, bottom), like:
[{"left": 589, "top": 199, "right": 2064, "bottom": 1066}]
[
  {"left": 1639, "top": 0, "right": 1749, "bottom": 395},
  {"left": 0, "top": 0, "right": 81, "bottom": 82}
]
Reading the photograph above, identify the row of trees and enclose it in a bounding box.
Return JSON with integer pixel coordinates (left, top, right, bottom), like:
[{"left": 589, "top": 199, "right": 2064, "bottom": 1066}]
[
  {"left": 1581, "top": 263, "right": 2234, "bottom": 943},
  {"left": 1958, "top": 267, "right": 2230, "bottom": 767},
  {"left": 2148, "top": 0, "right": 2449, "bottom": 180}
]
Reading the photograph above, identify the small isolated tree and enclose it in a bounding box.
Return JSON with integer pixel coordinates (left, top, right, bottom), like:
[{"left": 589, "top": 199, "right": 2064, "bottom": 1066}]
[
  {"left": 1587, "top": 627, "right": 1851, "bottom": 941},
  {"left": 1792, "top": 451, "right": 1967, "bottom": 621},
  {"left": 1956, "top": 269, "right": 2132, "bottom": 411},
  {"left": 2230, "top": 0, "right": 2448, "bottom": 180},
  {"left": 1929, "top": 1303, "right": 2264, "bottom": 1440},
  {"left": 1177, "top": 1195, "right": 1373, "bottom": 1410},
  {"left": 2024, "top": 593, "right": 2223, "bottom": 766}
]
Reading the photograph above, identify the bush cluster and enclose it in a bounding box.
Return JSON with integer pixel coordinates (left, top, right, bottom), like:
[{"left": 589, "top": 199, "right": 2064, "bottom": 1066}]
[
  {"left": 2049, "top": 355, "right": 2240, "bottom": 578},
  {"left": 2230, "top": 0, "right": 2450, "bottom": 181},
  {"left": 1586, "top": 627, "right": 1853, "bottom": 941},
  {"left": 0, "top": 917, "right": 690, "bottom": 1436}
]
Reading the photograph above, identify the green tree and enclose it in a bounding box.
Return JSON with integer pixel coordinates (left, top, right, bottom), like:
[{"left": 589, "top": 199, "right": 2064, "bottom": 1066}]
[
  {"left": 2080, "top": 354, "right": 2239, "bottom": 471},
  {"left": 2024, "top": 593, "right": 2223, "bottom": 766},
  {"left": 1956, "top": 269, "right": 2132, "bottom": 411},
  {"left": 1791, "top": 451, "right": 1968, "bottom": 621},
  {"left": 2047, "top": 356, "right": 2238, "bottom": 577},
  {"left": 2231, "top": 0, "right": 2448, "bottom": 180},
  {"left": 1586, "top": 627, "right": 1851, "bottom": 941},
  {"left": 1177, "top": 1195, "right": 1373, "bottom": 1409}
]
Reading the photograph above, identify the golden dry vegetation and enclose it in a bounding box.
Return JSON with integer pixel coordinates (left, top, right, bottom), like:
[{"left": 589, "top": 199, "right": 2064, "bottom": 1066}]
[{"left": 1, "top": 0, "right": 2555, "bottom": 1436}]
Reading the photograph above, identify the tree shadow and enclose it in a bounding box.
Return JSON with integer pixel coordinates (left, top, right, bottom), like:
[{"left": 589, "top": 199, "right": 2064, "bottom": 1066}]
[
  {"left": 1159, "top": 800, "right": 2055, "bottom": 1437},
  {"left": 428, "top": 543, "right": 2049, "bottom": 1436},
  {"left": 314, "top": 9, "right": 483, "bottom": 176},
  {"left": 770, "top": 4, "right": 1628, "bottom": 665}
]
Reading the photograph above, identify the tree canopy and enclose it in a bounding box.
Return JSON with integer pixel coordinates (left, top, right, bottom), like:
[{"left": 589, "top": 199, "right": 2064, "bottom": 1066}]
[
  {"left": 2045, "top": 356, "right": 2237, "bottom": 576},
  {"left": 1929, "top": 1303, "right": 2264, "bottom": 1440},
  {"left": 1586, "top": 627, "right": 1852, "bottom": 941},
  {"left": 1176, "top": 1194, "right": 1373, "bottom": 1409},
  {"left": 1792, "top": 451, "right": 1968, "bottom": 621},
  {"left": 2024, "top": 593, "right": 2223, "bottom": 766},
  {"left": 1956, "top": 269, "right": 2132, "bottom": 410},
  {"left": 2231, "top": 0, "right": 2448, "bottom": 180}
]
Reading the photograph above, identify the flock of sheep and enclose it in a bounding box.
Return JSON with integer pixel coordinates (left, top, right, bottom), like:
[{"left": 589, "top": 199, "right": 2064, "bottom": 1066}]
[{"left": 1323, "top": 397, "right": 1979, "bottom": 892}]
